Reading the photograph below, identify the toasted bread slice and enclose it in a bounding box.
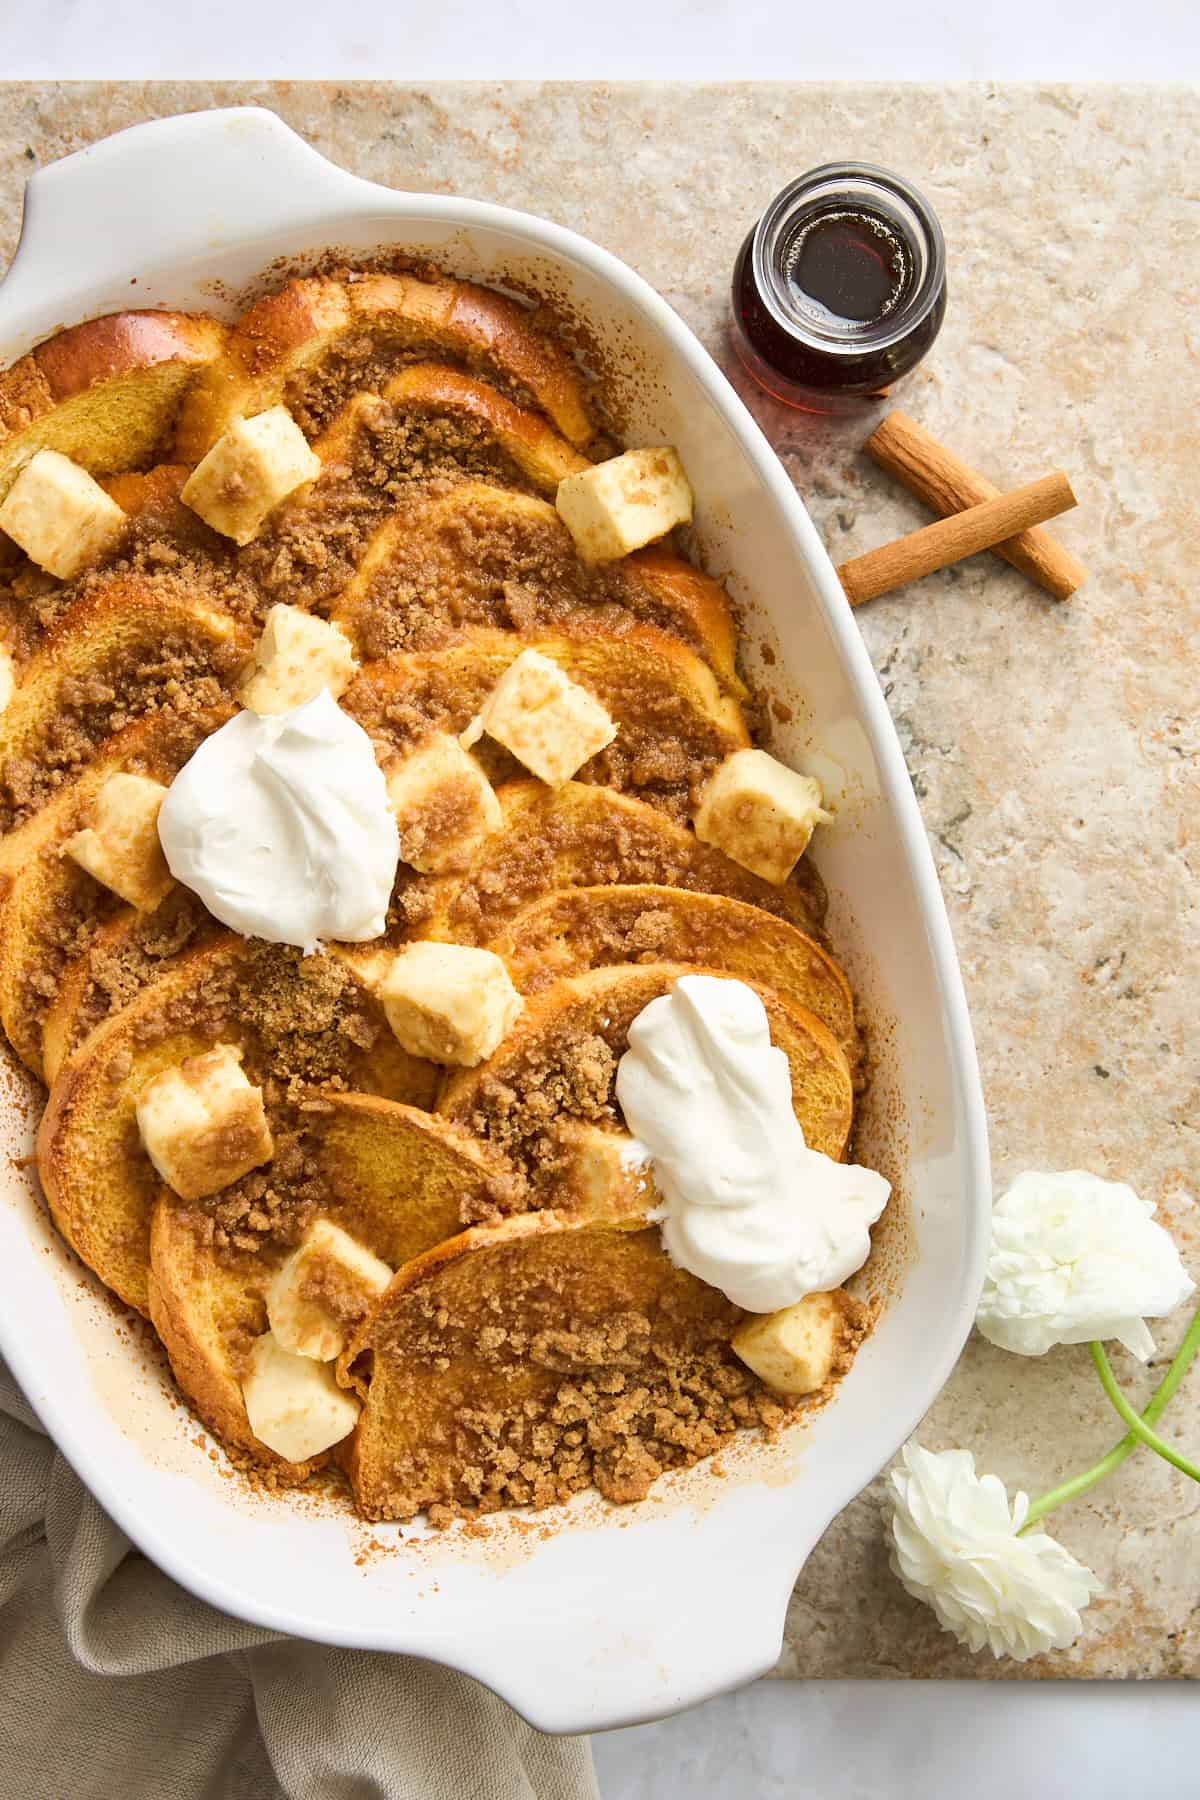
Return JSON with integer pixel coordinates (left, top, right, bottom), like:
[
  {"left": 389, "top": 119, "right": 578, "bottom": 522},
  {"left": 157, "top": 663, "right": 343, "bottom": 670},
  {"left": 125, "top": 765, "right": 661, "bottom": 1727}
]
[
  {"left": 345, "top": 625, "right": 748, "bottom": 824},
  {"left": 0, "top": 705, "right": 232, "bottom": 1077},
  {"left": 148, "top": 1197, "right": 327, "bottom": 1483},
  {"left": 148, "top": 1091, "right": 504, "bottom": 1468},
  {"left": 438, "top": 961, "right": 853, "bottom": 1175},
  {"left": 96, "top": 462, "right": 243, "bottom": 568},
  {"left": 418, "top": 779, "right": 827, "bottom": 947},
  {"left": 241, "top": 366, "right": 591, "bottom": 615},
  {"left": 175, "top": 273, "right": 592, "bottom": 460},
  {"left": 41, "top": 888, "right": 217, "bottom": 1086},
  {"left": 0, "top": 573, "right": 250, "bottom": 833},
  {"left": 2, "top": 465, "right": 208, "bottom": 643},
  {"left": 489, "top": 885, "right": 858, "bottom": 1071},
  {"left": 0, "top": 312, "right": 226, "bottom": 504},
  {"left": 37, "top": 938, "right": 439, "bottom": 1314},
  {"left": 331, "top": 480, "right": 743, "bottom": 694},
  {"left": 343, "top": 1210, "right": 791, "bottom": 1522},
  {"left": 625, "top": 547, "right": 745, "bottom": 695}
]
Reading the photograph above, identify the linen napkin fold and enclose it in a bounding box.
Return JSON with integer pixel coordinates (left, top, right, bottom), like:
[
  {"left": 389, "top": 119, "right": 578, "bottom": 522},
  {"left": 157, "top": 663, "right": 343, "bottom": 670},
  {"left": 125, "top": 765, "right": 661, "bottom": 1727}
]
[{"left": 0, "top": 1363, "right": 598, "bottom": 1800}]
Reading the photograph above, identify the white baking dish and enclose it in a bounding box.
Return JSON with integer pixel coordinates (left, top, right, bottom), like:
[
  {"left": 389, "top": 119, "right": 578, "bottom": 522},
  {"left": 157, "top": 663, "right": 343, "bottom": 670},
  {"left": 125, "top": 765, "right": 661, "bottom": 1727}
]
[{"left": 0, "top": 107, "right": 989, "bottom": 1734}]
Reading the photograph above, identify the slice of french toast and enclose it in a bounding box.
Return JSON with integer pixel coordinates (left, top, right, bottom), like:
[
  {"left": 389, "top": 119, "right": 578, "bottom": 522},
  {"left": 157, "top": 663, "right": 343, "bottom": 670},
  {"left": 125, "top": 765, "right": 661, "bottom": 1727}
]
[
  {"left": 0, "top": 572, "right": 251, "bottom": 834},
  {"left": 331, "top": 480, "right": 744, "bottom": 694},
  {"left": 343, "top": 1211, "right": 790, "bottom": 1523},
  {"left": 0, "top": 312, "right": 226, "bottom": 503},
  {"left": 37, "top": 938, "right": 439, "bottom": 1314},
  {"left": 0, "top": 704, "right": 232, "bottom": 1076},
  {"left": 41, "top": 889, "right": 217, "bottom": 1085},
  {"left": 241, "top": 366, "right": 591, "bottom": 616},
  {"left": 488, "top": 884, "right": 858, "bottom": 1072},
  {"left": 0, "top": 258, "right": 879, "bottom": 1529},
  {"left": 147, "top": 1091, "right": 505, "bottom": 1469},
  {"left": 345, "top": 624, "right": 748, "bottom": 824},
  {"left": 437, "top": 961, "right": 853, "bottom": 1186},
  {"left": 174, "top": 273, "right": 593, "bottom": 459},
  {"left": 416, "top": 779, "right": 827, "bottom": 946},
  {"left": 40, "top": 756, "right": 822, "bottom": 1083}
]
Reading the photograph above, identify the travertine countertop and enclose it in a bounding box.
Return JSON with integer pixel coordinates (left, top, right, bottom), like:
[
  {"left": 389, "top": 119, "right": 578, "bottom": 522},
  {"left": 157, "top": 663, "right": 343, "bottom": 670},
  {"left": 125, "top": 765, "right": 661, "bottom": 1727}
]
[{"left": 1, "top": 82, "right": 1196, "bottom": 1681}]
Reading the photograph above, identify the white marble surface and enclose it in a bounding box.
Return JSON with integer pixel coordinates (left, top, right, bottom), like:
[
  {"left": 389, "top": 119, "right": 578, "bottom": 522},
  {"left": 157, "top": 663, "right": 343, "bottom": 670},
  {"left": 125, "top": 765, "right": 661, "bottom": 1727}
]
[
  {"left": 5, "top": 9, "right": 1200, "bottom": 1798},
  {"left": 5, "top": 0, "right": 1199, "bottom": 79},
  {"left": 593, "top": 1681, "right": 1200, "bottom": 1797}
]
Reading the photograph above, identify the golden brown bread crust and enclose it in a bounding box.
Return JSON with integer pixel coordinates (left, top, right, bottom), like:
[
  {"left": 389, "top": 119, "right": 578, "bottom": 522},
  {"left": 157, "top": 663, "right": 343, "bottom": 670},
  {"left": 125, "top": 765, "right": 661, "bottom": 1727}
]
[
  {"left": 0, "top": 312, "right": 226, "bottom": 499},
  {"left": 297, "top": 365, "right": 589, "bottom": 494},
  {"left": 174, "top": 273, "right": 593, "bottom": 459},
  {"left": 345, "top": 624, "right": 748, "bottom": 826},
  {"left": 234, "top": 369, "right": 592, "bottom": 621},
  {"left": 624, "top": 547, "right": 745, "bottom": 698},
  {"left": 418, "top": 778, "right": 828, "bottom": 947},
  {"left": 343, "top": 1211, "right": 790, "bottom": 1523},
  {"left": 330, "top": 480, "right": 743, "bottom": 693},
  {"left": 0, "top": 704, "right": 233, "bottom": 1077},
  {"left": 41, "top": 887, "right": 217, "bottom": 1086},
  {"left": 488, "top": 884, "right": 858, "bottom": 1071},
  {"left": 0, "top": 260, "right": 879, "bottom": 1523},
  {"left": 36, "top": 938, "right": 439, "bottom": 1314},
  {"left": 148, "top": 1091, "right": 504, "bottom": 1468},
  {"left": 378, "top": 363, "right": 589, "bottom": 486},
  {"left": 148, "top": 1197, "right": 306, "bottom": 1470},
  {"left": 437, "top": 960, "right": 854, "bottom": 1172},
  {"left": 0, "top": 574, "right": 250, "bottom": 834}
]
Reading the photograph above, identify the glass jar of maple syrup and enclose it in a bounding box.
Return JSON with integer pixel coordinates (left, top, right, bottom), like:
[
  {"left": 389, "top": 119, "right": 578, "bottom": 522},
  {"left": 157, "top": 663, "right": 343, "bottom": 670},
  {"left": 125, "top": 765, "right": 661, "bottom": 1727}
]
[{"left": 731, "top": 162, "right": 946, "bottom": 413}]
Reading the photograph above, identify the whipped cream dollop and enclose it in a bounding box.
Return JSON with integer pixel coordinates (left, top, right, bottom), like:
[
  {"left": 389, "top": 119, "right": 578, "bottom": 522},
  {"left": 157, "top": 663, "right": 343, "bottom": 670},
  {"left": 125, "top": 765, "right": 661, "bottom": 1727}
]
[
  {"left": 158, "top": 689, "right": 398, "bottom": 952},
  {"left": 614, "top": 975, "right": 889, "bottom": 1312}
]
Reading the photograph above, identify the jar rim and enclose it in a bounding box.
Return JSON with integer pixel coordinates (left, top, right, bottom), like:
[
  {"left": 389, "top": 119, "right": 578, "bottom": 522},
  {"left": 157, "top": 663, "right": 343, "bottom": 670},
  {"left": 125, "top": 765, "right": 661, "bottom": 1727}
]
[{"left": 751, "top": 161, "right": 946, "bottom": 359}]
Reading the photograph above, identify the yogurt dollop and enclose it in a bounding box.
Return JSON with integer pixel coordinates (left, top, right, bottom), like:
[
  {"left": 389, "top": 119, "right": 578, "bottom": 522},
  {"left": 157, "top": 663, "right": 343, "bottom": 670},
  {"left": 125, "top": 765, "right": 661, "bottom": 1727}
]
[
  {"left": 614, "top": 974, "right": 889, "bottom": 1312},
  {"left": 158, "top": 689, "right": 398, "bottom": 952}
]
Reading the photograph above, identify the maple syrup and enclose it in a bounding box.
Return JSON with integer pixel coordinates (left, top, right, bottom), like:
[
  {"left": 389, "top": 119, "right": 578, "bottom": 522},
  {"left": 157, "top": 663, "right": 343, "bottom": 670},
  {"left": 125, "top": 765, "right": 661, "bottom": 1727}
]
[{"left": 731, "top": 163, "right": 946, "bottom": 413}]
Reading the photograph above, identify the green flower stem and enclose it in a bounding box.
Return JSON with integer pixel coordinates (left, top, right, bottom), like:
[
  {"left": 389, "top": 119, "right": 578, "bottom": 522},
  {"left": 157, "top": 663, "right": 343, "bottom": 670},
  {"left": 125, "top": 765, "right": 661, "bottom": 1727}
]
[
  {"left": 1019, "top": 1304, "right": 1200, "bottom": 1533},
  {"left": 1089, "top": 1340, "right": 1200, "bottom": 1482}
]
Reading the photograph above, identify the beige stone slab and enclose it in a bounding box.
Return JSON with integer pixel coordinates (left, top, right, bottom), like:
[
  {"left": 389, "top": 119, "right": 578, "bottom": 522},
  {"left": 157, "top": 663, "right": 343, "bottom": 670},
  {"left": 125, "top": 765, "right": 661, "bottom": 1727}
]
[{"left": 0, "top": 82, "right": 1196, "bottom": 1680}]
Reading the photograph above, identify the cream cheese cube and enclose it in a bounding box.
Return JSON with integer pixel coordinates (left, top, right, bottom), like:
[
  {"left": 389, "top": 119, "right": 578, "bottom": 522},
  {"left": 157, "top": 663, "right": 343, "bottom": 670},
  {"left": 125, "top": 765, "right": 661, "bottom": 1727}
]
[
  {"left": 694, "top": 748, "right": 831, "bottom": 885},
  {"left": 65, "top": 772, "right": 174, "bottom": 910},
  {"left": 267, "top": 1219, "right": 392, "bottom": 1362},
  {"left": 135, "top": 1042, "right": 274, "bottom": 1201},
  {"left": 386, "top": 733, "right": 502, "bottom": 874},
  {"left": 181, "top": 406, "right": 320, "bottom": 545},
  {"left": 242, "top": 1330, "right": 361, "bottom": 1463},
  {"left": 237, "top": 603, "right": 358, "bottom": 714},
  {"left": 553, "top": 1122, "right": 660, "bottom": 1223},
  {"left": 0, "top": 646, "right": 15, "bottom": 717},
  {"left": 375, "top": 941, "right": 523, "bottom": 1067},
  {"left": 474, "top": 648, "right": 615, "bottom": 786},
  {"left": 555, "top": 447, "right": 693, "bottom": 563},
  {"left": 0, "top": 450, "right": 126, "bottom": 579},
  {"left": 732, "top": 1291, "right": 847, "bottom": 1397}
]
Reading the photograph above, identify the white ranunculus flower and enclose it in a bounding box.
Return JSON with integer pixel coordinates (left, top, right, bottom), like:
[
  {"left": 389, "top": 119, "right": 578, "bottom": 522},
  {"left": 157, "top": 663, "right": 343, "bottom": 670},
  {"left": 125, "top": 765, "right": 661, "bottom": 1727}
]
[
  {"left": 888, "top": 1444, "right": 1101, "bottom": 1660},
  {"left": 976, "top": 1170, "right": 1195, "bottom": 1361}
]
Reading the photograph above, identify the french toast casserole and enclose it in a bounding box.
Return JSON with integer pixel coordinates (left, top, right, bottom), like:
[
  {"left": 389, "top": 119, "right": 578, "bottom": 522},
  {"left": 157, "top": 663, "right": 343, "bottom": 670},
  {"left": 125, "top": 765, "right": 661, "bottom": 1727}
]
[{"left": 0, "top": 264, "right": 890, "bottom": 1525}]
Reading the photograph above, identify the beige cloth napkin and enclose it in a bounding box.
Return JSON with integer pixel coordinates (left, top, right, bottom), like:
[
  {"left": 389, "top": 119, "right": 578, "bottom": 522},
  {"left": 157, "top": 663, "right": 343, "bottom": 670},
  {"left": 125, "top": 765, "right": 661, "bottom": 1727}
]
[{"left": 0, "top": 1363, "right": 598, "bottom": 1800}]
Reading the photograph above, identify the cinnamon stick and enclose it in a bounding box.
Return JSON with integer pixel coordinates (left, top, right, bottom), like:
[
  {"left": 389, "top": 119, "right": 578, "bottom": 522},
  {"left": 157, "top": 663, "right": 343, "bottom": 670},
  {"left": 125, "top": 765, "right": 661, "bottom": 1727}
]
[
  {"left": 837, "top": 473, "right": 1077, "bottom": 607},
  {"left": 865, "top": 411, "right": 1087, "bottom": 601}
]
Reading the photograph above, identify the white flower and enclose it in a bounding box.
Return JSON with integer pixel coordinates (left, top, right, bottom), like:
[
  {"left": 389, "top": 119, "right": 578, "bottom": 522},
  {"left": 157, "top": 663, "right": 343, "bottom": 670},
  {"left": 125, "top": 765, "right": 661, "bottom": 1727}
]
[
  {"left": 887, "top": 1444, "right": 1101, "bottom": 1660},
  {"left": 976, "top": 1169, "right": 1194, "bottom": 1361}
]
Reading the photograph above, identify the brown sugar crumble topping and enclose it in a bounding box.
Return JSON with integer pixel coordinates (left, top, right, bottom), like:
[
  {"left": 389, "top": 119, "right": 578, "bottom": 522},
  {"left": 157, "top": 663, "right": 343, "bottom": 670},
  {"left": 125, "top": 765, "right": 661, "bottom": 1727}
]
[
  {"left": 202, "top": 1120, "right": 324, "bottom": 1254},
  {"left": 243, "top": 407, "right": 544, "bottom": 615},
  {"left": 7, "top": 258, "right": 877, "bottom": 1530},
  {"left": 356, "top": 1229, "right": 860, "bottom": 1524}
]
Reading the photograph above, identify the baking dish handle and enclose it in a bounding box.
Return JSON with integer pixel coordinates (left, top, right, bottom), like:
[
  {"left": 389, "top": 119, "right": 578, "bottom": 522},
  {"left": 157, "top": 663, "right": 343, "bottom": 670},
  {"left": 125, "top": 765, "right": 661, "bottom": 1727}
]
[
  {"left": 471, "top": 1517, "right": 808, "bottom": 1735},
  {"left": 0, "top": 107, "right": 369, "bottom": 344}
]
